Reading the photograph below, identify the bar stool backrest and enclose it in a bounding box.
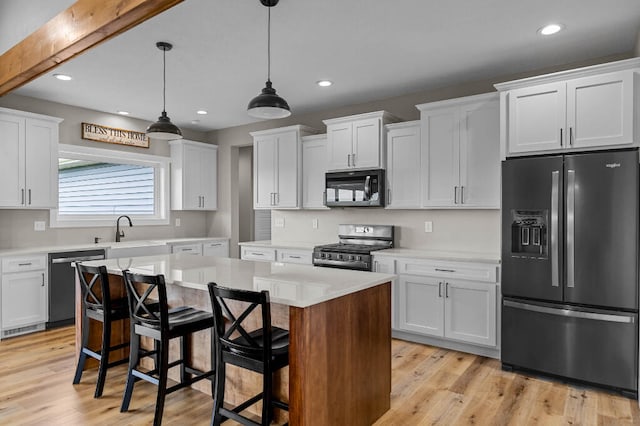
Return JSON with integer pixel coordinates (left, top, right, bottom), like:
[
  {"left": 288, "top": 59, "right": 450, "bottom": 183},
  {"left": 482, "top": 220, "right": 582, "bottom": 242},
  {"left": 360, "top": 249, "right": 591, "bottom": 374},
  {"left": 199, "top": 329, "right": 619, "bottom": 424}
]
[
  {"left": 208, "top": 283, "right": 273, "bottom": 361},
  {"left": 76, "top": 263, "right": 112, "bottom": 312},
  {"left": 122, "top": 270, "right": 169, "bottom": 331}
]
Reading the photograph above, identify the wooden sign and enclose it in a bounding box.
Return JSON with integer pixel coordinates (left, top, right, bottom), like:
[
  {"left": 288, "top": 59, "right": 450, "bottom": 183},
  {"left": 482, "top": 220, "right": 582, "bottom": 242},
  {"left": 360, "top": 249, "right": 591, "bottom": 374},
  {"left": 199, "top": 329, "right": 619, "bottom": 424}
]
[{"left": 81, "top": 122, "right": 149, "bottom": 148}]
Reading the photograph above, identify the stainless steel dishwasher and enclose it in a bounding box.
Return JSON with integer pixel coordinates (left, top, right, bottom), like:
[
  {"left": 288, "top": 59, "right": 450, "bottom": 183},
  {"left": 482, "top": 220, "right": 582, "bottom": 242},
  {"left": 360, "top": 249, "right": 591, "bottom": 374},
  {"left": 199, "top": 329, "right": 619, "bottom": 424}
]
[{"left": 47, "top": 249, "right": 106, "bottom": 328}]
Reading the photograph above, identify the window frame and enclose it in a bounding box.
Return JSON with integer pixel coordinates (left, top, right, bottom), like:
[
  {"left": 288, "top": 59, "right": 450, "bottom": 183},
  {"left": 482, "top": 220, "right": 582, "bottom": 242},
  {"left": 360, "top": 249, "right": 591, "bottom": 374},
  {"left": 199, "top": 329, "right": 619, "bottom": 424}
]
[{"left": 50, "top": 144, "right": 170, "bottom": 228}]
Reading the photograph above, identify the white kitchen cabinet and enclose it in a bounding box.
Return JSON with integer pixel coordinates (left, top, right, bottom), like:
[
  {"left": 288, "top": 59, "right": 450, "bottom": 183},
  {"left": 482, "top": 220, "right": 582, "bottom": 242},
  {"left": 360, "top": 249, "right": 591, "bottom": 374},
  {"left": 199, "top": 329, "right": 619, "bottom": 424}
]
[
  {"left": 417, "top": 93, "right": 500, "bottom": 208},
  {"left": 395, "top": 257, "right": 499, "bottom": 348},
  {"left": 0, "top": 108, "right": 62, "bottom": 208},
  {"left": 301, "top": 134, "right": 329, "bottom": 209},
  {"left": 496, "top": 59, "right": 640, "bottom": 156},
  {"left": 240, "top": 244, "right": 313, "bottom": 265},
  {"left": 1, "top": 255, "right": 47, "bottom": 338},
  {"left": 276, "top": 248, "right": 312, "bottom": 265},
  {"left": 251, "top": 125, "right": 318, "bottom": 209},
  {"left": 170, "top": 140, "right": 217, "bottom": 210},
  {"left": 203, "top": 240, "right": 229, "bottom": 257},
  {"left": 385, "top": 121, "right": 421, "bottom": 209},
  {"left": 171, "top": 243, "right": 202, "bottom": 255},
  {"left": 323, "top": 111, "right": 400, "bottom": 171},
  {"left": 241, "top": 245, "right": 277, "bottom": 262}
]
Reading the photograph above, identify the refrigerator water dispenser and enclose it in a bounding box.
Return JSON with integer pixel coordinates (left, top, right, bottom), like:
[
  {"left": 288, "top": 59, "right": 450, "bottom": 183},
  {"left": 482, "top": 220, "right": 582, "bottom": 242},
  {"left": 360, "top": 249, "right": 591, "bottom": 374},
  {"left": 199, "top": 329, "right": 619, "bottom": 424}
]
[{"left": 510, "top": 210, "right": 547, "bottom": 257}]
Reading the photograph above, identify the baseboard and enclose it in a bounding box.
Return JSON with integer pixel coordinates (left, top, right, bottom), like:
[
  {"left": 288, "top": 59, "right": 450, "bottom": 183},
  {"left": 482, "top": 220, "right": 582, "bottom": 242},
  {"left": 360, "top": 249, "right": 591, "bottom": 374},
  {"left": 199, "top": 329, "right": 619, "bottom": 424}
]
[{"left": 392, "top": 329, "right": 501, "bottom": 359}]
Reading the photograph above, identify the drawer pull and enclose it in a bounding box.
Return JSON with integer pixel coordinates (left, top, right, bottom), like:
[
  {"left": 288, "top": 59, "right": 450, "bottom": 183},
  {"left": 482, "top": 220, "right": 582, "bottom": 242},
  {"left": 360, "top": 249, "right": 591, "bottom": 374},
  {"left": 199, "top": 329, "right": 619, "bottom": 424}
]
[
  {"left": 182, "top": 248, "right": 193, "bottom": 251},
  {"left": 288, "top": 255, "right": 302, "bottom": 259},
  {"left": 435, "top": 268, "right": 456, "bottom": 273},
  {"left": 251, "top": 252, "right": 264, "bottom": 256},
  {"left": 18, "top": 262, "right": 33, "bottom": 266}
]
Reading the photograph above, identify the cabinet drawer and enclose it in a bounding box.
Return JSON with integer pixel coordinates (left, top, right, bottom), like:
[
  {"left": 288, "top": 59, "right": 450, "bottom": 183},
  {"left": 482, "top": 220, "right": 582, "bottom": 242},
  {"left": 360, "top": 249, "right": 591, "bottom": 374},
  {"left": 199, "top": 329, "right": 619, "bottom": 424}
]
[
  {"left": 2, "top": 255, "right": 46, "bottom": 273},
  {"left": 277, "top": 249, "right": 312, "bottom": 265},
  {"left": 241, "top": 247, "right": 276, "bottom": 262},
  {"left": 203, "top": 241, "right": 229, "bottom": 257},
  {"left": 172, "top": 244, "right": 202, "bottom": 255},
  {"left": 396, "top": 258, "right": 497, "bottom": 283}
]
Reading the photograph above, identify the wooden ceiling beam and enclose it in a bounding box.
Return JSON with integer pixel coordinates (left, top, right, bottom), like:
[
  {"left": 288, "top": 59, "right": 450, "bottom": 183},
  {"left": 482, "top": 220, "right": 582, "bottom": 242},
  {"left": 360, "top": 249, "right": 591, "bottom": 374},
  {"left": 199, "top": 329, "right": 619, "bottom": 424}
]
[{"left": 0, "top": 0, "right": 184, "bottom": 96}]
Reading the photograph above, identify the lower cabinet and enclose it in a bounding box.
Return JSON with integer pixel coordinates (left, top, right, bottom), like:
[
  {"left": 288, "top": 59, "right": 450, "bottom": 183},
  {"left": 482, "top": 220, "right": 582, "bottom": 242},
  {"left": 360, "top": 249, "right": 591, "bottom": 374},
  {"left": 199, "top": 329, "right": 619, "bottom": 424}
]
[
  {"left": 241, "top": 244, "right": 312, "bottom": 265},
  {"left": 398, "top": 275, "right": 496, "bottom": 347},
  {"left": 1, "top": 255, "right": 47, "bottom": 338},
  {"left": 171, "top": 239, "right": 230, "bottom": 257}
]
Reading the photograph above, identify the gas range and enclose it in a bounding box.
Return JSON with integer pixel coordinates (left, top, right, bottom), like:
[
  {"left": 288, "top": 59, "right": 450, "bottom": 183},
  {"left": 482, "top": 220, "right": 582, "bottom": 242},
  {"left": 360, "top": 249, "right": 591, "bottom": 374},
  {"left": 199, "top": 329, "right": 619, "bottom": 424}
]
[{"left": 312, "top": 224, "right": 394, "bottom": 271}]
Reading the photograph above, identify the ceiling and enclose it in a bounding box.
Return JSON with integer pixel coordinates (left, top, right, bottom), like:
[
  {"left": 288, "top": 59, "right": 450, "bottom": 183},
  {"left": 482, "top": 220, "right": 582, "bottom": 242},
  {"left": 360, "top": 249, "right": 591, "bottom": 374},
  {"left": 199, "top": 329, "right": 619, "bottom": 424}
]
[{"left": 2, "top": 0, "right": 640, "bottom": 132}]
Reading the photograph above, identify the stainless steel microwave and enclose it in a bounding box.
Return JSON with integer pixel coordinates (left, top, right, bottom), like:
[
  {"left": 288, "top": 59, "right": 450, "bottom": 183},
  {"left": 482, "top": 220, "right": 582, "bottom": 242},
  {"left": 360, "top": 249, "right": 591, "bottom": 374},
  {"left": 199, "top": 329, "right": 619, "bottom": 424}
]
[{"left": 325, "top": 169, "right": 385, "bottom": 207}]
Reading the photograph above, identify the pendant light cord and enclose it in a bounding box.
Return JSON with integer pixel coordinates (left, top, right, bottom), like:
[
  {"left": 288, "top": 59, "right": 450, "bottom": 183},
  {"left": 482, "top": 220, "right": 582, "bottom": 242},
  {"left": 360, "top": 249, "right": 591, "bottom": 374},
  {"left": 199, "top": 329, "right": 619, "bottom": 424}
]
[
  {"left": 162, "top": 46, "right": 167, "bottom": 113},
  {"left": 267, "top": 6, "right": 271, "bottom": 82}
]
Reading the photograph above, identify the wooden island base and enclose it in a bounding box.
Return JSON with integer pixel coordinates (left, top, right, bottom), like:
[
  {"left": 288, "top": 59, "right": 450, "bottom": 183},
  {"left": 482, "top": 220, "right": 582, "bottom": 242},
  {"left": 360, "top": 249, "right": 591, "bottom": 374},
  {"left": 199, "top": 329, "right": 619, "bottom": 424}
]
[{"left": 76, "top": 274, "right": 391, "bottom": 426}]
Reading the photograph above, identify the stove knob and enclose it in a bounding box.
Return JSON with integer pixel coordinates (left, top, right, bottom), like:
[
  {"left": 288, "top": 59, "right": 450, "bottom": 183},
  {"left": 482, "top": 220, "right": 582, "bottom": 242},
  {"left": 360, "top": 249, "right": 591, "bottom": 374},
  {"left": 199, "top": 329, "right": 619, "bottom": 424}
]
[
  {"left": 349, "top": 255, "right": 355, "bottom": 261},
  {"left": 357, "top": 255, "right": 362, "bottom": 261},
  {"left": 320, "top": 253, "right": 326, "bottom": 259},
  {"left": 338, "top": 254, "right": 343, "bottom": 260}
]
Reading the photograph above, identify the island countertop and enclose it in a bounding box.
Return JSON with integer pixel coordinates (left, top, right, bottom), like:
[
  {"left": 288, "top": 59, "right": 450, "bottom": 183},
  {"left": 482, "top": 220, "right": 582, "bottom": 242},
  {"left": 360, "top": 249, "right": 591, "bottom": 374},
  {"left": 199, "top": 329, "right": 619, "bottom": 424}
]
[{"left": 80, "top": 253, "right": 396, "bottom": 308}]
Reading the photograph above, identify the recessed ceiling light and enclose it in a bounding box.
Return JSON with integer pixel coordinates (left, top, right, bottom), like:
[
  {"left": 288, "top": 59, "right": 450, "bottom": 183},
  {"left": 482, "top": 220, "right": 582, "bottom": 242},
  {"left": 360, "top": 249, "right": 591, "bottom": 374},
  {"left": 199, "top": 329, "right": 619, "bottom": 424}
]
[
  {"left": 538, "top": 23, "right": 564, "bottom": 36},
  {"left": 317, "top": 80, "right": 333, "bottom": 87},
  {"left": 53, "top": 73, "right": 72, "bottom": 81},
  {"left": 196, "top": 110, "right": 208, "bottom": 115},
  {"left": 117, "top": 110, "right": 130, "bottom": 115}
]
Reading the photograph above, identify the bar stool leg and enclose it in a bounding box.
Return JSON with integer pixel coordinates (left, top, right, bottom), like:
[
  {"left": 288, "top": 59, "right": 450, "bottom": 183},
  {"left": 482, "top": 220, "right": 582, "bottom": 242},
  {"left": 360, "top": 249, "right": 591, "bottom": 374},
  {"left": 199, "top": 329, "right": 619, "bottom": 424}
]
[
  {"left": 73, "top": 311, "right": 90, "bottom": 385},
  {"left": 179, "top": 335, "right": 188, "bottom": 383},
  {"left": 121, "top": 332, "right": 140, "bottom": 412},
  {"left": 211, "top": 360, "right": 226, "bottom": 426},
  {"left": 153, "top": 337, "right": 169, "bottom": 426},
  {"left": 262, "top": 369, "right": 273, "bottom": 425},
  {"left": 94, "top": 320, "right": 111, "bottom": 398}
]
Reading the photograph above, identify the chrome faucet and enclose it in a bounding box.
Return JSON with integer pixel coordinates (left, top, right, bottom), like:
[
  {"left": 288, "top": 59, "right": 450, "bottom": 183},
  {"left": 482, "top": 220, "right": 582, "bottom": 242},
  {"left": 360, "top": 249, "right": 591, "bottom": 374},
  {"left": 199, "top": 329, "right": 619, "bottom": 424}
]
[{"left": 115, "top": 215, "right": 133, "bottom": 242}]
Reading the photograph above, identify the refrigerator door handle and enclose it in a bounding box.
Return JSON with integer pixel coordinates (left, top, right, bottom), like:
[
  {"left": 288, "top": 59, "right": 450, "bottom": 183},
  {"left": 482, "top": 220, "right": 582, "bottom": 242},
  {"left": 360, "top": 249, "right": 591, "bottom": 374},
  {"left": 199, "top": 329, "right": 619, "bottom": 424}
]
[
  {"left": 503, "top": 300, "right": 636, "bottom": 324},
  {"left": 551, "top": 170, "right": 560, "bottom": 288},
  {"left": 567, "top": 169, "right": 576, "bottom": 288}
]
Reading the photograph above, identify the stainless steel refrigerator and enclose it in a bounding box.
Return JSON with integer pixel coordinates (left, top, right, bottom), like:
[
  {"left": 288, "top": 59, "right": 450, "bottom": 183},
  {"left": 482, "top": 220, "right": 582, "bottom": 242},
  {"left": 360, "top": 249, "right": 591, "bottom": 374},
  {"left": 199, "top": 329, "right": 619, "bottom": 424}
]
[{"left": 501, "top": 149, "right": 639, "bottom": 396}]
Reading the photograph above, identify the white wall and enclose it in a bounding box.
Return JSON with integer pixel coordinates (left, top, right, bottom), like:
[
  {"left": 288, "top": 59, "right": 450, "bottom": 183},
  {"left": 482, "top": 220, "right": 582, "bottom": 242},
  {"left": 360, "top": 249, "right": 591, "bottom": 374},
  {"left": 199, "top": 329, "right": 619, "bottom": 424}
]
[{"left": 0, "top": 93, "right": 215, "bottom": 249}]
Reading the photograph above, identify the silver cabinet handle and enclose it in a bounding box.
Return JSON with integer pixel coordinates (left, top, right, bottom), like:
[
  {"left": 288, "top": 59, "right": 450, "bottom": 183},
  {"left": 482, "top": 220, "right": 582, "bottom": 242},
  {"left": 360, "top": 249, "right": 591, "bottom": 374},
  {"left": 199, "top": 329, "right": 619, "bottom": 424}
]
[
  {"left": 351, "top": 153, "right": 356, "bottom": 167},
  {"left": 551, "top": 171, "right": 560, "bottom": 287},
  {"left": 202, "top": 195, "right": 205, "bottom": 207},
  {"left": 21, "top": 188, "right": 25, "bottom": 205},
  {"left": 347, "top": 154, "right": 351, "bottom": 167},
  {"left": 567, "top": 169, "right": 576, "bottom": 288},
  {"left": 445, "top": 282, "right": 449, "bottom": 298},
  {"left": 251, "top": 252, "right": 264, "bottom": 256},
  {"left": 560, "top": 128, "right": 563, "bottom": 147},
  {"left": 275, "top": 192, "right": 279, "bottom": 205},
  {"left": 569, "top": 127, "right": 573, "bottom": 146},
  {"left": 438, "top": 282, "right": 442, "bottom": 298},
  {"left": 18, "top": 262, "right": 32, "bottom": 266},
  {"left": 41, "top": 273, "right": 45, "bottom": 286},
  {"left": 453, "top": 186, "right": 458, "bottom": 204},
  {"left": 181, "top": 248, "right": 193, "bottom": 251},
  {"left": 289, "top": 255, "right": 301, "bottom": 259},
  {"left": 460, "top": 186, "right": 464, "bottom": 204},
  {"left": 435, "top": 268, "right": 456, "bottom": 273},
  {"left": 28, "top": 189, "right": 31, "bottom": 205}
]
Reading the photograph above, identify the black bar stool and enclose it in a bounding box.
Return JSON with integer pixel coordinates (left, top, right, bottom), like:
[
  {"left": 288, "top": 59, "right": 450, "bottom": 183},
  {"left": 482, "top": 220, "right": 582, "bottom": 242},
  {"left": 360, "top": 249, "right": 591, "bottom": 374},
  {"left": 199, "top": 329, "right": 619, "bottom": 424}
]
[
  {"left": 207, "top": 282, "right": 290, "bottom": 426},
  {"left": 120, "top": 270, "right": 215, "bottom": 426},
  {"left": 73, "top": 263, "right": 130, "bottom": 398}
]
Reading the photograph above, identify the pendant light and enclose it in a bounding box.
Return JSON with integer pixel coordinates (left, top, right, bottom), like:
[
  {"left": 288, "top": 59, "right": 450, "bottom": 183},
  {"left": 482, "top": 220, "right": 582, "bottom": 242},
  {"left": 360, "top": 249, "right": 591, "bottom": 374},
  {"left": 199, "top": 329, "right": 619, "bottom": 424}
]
[
  {"left": 146, "top": 41, "right": 183, "bottom": 140},
  {"left": 247, "top": 0, "right": 291, "bottom": 119}
]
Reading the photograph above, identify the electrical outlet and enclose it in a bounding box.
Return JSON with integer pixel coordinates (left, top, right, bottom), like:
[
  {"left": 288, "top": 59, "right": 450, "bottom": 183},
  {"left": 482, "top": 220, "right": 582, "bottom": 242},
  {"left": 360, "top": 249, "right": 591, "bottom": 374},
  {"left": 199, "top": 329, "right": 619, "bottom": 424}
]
[
  {"left": 424, "top": 221, "right": 433, "bottom": 233},
  {"left": 312, "top": 218, "right": 318, "bottom": 229},
  {"left": 175, "top": 218, "right": 181, "bottom": 227},
  {"left": 274, "top": 217, "right": 285, "bottom": 228},
  {"left": 34, "top": 221, "right": 46, "bottom": 231}
]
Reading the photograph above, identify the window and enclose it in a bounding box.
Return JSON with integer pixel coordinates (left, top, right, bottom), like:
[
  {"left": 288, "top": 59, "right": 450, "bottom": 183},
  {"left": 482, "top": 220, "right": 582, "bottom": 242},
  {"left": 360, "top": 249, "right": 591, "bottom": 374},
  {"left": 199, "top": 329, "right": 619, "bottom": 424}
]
[{"left": 50, "top": 144, "right": 170, "bottom": 227}]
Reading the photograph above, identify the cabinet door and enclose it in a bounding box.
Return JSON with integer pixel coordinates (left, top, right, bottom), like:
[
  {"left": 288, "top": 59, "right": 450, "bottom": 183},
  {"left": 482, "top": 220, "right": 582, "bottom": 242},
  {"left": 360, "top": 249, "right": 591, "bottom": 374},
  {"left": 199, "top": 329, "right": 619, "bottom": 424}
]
[
  {"left": 421, "top": 107, "right": 459, "bottom": 207},
  {"left": 398, "top": 275, "right": 444, "bottom": 337},
  {"left": 326, "top": 122, "right": 353, "bottom": 170},
  {"left": 0, "top": 113, "right": 25, "bottom": 206},
  {"left": 302, "top": 137, "right": 328, "bottom": 209},
  {"left": 25, "top": 119, "right": 58, "bottom": 208},
  {"left": 203, "top": 241, "right": 229, "bottom": 257},
  {"left": 254, "top": 135, "right": 277, "bottom": 208},
  {"left": 183, "top": 144, "right": 204, "bottom": 209},
  {"left": 567, "top": 70, "right": 634, "bottom": 149},
  {"left": 508, "top": 82, "right": 566, "bottom": 154},
  {"left": 386, "top": 124, "right": 421, "bottom": 208},
  {"left": 2, "top": 271, "right": 46, "bottom": 329},
  {"left": 201, "top": 145, "right": 217, "bottom": 210},
  {"left": 444, "top": 280, "right": 496, "bottom": 346},
  {"left": 459, "top": 101, "right": 500, "bottom": 207},
  {"left": 352, "top": 118, "right": 381, "bottom": 169},
  {"left": 275, "top": 131, "right": 299, "bottom": 208}
]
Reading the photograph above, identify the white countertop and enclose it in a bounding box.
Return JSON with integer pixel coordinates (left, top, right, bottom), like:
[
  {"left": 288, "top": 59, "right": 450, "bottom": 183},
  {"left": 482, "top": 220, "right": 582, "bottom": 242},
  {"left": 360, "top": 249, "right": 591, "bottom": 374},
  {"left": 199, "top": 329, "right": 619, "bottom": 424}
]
[
  {"left": 0, "top": 237, "right": 229, "bottom": 257},
  {"left": 238, "top": 240, "right": 318, "bottom": 250},
  {"left": 373, "top": 248, "right": 501, "bottom": 264},
  {"left": 81, "top": 253, "right": 395, "bottom": 308}
]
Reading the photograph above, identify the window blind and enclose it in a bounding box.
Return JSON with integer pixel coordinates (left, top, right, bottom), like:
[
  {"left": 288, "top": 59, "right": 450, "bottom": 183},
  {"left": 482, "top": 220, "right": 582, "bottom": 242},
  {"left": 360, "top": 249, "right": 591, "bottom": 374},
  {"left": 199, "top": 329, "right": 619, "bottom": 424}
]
[{"left": 58, "top": 162, "right": 155, "bottom": 215}]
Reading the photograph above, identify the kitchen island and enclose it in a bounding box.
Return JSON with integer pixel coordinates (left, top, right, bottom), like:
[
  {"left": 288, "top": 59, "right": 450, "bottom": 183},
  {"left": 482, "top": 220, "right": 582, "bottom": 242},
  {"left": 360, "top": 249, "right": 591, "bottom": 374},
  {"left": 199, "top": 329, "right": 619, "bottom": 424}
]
[{"left": 77, "top": 253, "right": 394, "bottom": 425}]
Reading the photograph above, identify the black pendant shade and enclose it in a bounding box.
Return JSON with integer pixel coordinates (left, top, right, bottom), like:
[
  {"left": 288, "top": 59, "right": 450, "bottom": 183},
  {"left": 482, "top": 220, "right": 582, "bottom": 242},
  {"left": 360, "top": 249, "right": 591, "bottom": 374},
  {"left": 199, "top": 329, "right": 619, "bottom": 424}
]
[
  {"left": 147, "top": 41, "right": 182, "bottom": 140},
  {"left": 247, "top": 0, "right": 291, "bottom": 119}
]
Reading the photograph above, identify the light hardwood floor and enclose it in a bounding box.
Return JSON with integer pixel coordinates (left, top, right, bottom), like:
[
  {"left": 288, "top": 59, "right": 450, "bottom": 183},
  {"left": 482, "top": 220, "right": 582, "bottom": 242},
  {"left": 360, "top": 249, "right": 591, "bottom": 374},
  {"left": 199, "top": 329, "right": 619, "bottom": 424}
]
[{"left": 0, "top": 326, "right": 638, "bottom": 425}]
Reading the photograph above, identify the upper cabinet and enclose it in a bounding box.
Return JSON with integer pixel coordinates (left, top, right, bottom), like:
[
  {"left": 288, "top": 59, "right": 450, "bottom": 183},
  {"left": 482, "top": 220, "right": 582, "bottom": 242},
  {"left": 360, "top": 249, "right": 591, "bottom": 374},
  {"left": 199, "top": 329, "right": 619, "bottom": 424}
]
[
  {"left": 0, "top": 108, "right": 62, "bottom": 209},
  {"left": 301, "top": 134, "right": 329, "bottom": 209},
  {"left": 323, "top": 111, "right": 400, "bottom": 171},
  {"left": 251, "top": 125, "right": 318, "bottom": 209},
  {"left": 170, "top": 140, "right": 218, "bottom": 210},
  {"left": 496, "top": 58, "right": 640, "bottom": 157},
  {"left": 385, "top": 121, "right": 421, "bottom": 209},
  {"left": 416, "top": 93, "right": 500, "bottom": 209}
]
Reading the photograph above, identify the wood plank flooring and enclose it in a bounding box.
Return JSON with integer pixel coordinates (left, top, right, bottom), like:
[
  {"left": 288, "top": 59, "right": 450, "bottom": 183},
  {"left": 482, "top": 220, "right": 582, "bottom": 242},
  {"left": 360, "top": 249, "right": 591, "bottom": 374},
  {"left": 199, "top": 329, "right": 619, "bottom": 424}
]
[{"left": 0, "top": 326, "right": 638, "bottom": 425}]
